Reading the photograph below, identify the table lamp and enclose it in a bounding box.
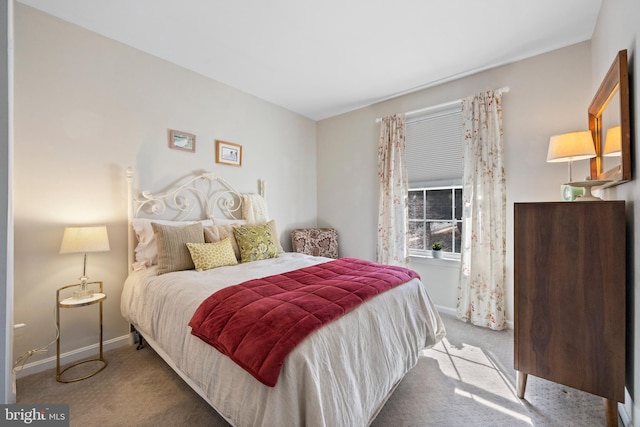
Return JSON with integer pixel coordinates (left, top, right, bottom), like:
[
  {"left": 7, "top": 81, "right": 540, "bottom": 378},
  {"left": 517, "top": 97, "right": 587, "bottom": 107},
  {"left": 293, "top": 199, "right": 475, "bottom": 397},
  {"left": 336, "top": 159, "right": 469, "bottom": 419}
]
[
  {"left": 59, "top": 226, "right": 110, "bottom": 299},
  {"left": 546, "top": 130, "right": 596, "bottom": 182}
]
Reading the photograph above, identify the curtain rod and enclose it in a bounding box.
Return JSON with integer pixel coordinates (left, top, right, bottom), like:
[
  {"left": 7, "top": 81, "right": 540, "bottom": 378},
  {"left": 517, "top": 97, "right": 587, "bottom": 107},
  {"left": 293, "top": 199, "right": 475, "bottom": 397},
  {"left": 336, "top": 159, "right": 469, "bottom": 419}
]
[{"left": 375, "top": 86, "right": 510, "bottom": 123}]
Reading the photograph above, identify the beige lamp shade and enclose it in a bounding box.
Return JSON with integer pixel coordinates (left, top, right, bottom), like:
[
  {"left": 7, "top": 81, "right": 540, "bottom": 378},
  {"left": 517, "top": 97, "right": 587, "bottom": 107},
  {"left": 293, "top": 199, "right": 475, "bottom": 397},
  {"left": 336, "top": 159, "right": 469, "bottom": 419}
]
[
  {"left": 603, "top": 125, "right": 622, "bottom": 157},
  {"left": 60, "top": 225, "right": 109, "bottom": 299},
  {"left": 547, "top": 130, "right": 596, "bottom": 183},
  {"left": 547, "top": 130, "right": 596, "bottom": 163},
  {"left": 59, "top": 226, "right": 110, "bottom": 254}
]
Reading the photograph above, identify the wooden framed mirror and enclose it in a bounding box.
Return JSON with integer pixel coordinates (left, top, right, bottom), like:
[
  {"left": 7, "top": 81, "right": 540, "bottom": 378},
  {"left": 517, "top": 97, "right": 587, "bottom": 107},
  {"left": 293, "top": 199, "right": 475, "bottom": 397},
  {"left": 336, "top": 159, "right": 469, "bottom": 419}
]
[{"left": 589, "top": 49, "right": 631, "bottom": 185}]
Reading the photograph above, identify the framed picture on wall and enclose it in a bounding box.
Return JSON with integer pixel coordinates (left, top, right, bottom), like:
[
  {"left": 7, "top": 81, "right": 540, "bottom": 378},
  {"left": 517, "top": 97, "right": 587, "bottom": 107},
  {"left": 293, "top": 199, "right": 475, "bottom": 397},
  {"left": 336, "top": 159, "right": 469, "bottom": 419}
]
[
  {"left": 169, "top": 129, "right": 196, "bottom": 153},
  {"left": 215, "top": 140, "right": 242, "bottom": 166}
]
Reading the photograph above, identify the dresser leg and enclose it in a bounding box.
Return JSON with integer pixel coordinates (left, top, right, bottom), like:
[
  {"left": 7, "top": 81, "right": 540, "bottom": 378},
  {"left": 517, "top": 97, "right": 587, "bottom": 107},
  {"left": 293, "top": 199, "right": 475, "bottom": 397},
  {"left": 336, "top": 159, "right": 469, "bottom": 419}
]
[
  {"left": 603, "top": 398, "right": 618, "bottom": 427},
  {"left": 516, "top": 371, "right": 527, "bottom": 399}
]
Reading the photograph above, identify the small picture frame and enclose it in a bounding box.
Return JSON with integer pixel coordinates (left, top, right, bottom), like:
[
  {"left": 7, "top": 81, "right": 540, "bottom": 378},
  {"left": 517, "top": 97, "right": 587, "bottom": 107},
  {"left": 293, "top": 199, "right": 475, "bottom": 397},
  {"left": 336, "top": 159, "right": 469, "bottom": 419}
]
[
  {"left": 215, "top": 140, "right": 242, "bottom": 167},
  {"left": 169, "top": 129, "right": 196, "bottom": 153}
]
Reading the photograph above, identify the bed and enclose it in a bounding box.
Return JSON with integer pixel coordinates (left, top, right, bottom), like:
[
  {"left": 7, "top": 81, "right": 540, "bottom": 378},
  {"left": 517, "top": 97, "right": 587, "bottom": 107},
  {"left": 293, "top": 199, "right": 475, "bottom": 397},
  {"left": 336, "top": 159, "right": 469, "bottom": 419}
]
[{"left": 120, "top": 170, "right": 445, "bottom": 427}]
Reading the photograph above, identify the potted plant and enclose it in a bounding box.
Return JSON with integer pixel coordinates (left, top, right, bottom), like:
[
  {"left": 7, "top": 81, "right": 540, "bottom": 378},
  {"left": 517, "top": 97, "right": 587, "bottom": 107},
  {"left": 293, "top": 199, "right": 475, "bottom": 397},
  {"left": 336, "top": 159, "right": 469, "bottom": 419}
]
[{"left": 431, "top": 242, "right": 443, "bottom": 258}]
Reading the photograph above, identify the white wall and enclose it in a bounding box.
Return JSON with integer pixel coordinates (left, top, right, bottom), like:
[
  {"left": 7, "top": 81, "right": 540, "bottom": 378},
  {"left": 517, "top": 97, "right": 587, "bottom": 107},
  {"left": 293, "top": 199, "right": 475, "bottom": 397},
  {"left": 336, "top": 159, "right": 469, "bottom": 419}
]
[
  {"left": 1, "top": 0, "right": 14, "bottom": 404},
  {"left": 591, "top": 0, "right": 640, "bottom": 423},
  {"left": 317, "top": 42, "right": 592, "bottom": 321},
  {"left": 12, "top": 4, "right": 317, "bottom": 373}
]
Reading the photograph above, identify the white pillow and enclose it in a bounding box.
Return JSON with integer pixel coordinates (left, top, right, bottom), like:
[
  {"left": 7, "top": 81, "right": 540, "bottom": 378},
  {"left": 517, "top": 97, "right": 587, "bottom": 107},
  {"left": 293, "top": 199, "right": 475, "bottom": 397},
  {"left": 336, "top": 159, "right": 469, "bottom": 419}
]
[{"left": 132, "top": 218, "right": 213, "bottom": 270}]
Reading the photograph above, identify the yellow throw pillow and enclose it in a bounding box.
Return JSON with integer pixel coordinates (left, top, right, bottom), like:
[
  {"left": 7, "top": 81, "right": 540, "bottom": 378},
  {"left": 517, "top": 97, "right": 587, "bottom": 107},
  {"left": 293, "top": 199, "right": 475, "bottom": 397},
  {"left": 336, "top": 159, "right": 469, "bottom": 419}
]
[
  {"left": 186, "top": 238, "right": 238, "bottom": 272},
  {"left": 233, "top": 223, "right": 279, "bottom": 263},
  {"left": 204, "top": 224, "right": 241, "bottom": 261}
]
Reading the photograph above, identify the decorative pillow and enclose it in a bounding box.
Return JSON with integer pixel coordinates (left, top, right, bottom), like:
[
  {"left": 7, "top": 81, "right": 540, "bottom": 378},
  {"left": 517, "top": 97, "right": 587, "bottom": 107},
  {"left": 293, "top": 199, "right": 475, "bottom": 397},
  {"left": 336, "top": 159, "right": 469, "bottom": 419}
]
[
  {"left": 204, "top": 224, "right": 241, "bottom": 261},
  {"left": 266, "top": 220, "right": 284, "bottom": 253},
  {"left": 233, "top": 223, "right": 279, "bottom": 263},
  {"left": 132, "top": 218, "right": 213, "bottom": 269},
  {"left": 204, "top": 219, "right": 283, "bottom": 259},
  {"left": 186, "top": 239, "right": 238, "bottom": 272},
  {"left": 152, "top": 222, "right": 204, "bottom": 274}
]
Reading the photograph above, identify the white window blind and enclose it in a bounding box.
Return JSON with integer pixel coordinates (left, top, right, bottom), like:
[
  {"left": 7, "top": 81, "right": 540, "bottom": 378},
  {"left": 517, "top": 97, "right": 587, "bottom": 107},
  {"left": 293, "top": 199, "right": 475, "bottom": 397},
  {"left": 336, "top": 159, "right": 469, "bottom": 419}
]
[{"left": 406, "top": 108, "right": 463, "bottom": 185}]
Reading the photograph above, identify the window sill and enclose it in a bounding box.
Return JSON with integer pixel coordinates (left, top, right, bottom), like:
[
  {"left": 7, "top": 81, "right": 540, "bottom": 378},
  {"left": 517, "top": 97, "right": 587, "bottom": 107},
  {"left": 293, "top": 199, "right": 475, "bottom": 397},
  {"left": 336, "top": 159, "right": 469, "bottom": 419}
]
[{"left": 409, "top": 254, "right": 461, "bottom": 268}]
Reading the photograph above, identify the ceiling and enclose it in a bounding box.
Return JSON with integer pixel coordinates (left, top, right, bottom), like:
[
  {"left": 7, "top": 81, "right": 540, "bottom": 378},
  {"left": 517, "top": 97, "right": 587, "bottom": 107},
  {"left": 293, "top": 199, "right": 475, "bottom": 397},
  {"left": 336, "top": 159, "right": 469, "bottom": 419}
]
[{"left": 17, "top": 0, "right": 602, "bottom": 121}]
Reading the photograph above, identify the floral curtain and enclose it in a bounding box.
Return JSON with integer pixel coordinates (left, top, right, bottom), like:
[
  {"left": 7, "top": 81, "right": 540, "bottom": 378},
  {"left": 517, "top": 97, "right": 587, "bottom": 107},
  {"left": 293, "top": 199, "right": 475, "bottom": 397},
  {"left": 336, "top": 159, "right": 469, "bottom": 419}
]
[
  {"left": 457, "top": 90, "right": 507, "bottom": 331},
  {"left": 377, "top": 114, "right": 408, "bottom": 266}
]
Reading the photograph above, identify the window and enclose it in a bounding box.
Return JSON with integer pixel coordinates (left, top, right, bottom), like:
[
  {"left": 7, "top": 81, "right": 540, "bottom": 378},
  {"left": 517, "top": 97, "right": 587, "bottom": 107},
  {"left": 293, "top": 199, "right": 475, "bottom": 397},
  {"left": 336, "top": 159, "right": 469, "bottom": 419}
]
[
  {"left": 408, "top": 186, "right": 462, "bottom": 256},
  {"left": 405, "top": 104, "right": 463, "bottom": 258}
]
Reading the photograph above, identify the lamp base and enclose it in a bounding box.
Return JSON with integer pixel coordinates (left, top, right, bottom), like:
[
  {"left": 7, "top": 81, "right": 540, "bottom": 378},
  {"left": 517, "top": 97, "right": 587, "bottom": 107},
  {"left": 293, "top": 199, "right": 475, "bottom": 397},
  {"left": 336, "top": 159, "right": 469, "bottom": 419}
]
[{"left": 73, "top": 276, "right": 94, "bottom": 299}]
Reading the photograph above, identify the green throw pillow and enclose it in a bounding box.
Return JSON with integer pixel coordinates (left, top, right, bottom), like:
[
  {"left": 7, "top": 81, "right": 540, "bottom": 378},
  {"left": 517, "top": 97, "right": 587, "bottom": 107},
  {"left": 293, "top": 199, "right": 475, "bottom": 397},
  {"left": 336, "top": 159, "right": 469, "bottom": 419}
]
[{"left": 233, "top": 223, "right": 279, "bottom": 263}]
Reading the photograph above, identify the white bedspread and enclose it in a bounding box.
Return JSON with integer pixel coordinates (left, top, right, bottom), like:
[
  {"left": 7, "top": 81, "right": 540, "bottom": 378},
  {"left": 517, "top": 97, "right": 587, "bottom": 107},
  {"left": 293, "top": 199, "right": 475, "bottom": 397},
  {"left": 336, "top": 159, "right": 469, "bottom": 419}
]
[{"left": 121, "top": 253, "right": 445, "bottom": 427}]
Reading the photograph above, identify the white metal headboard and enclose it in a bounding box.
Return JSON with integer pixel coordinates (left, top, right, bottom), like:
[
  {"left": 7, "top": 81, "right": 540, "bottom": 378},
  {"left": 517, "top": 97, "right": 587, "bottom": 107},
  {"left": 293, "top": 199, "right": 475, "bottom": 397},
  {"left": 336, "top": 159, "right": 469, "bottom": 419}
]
[{"left": 126, "top": 168, "right": 265, "bottom": 271}]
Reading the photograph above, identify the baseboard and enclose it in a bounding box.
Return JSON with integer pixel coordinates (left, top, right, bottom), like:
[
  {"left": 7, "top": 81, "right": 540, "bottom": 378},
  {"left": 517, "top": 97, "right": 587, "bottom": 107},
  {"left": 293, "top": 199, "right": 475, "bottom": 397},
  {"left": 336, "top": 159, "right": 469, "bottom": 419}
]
[
  {"left": 620, "top": 388, "right": 633, "bottom": 427},
  {"left": 435, "top": 304, "right": 456, "bottom": 318},
  {"left": 12, "top": 335, "right": 130, "bottom": 379},
  {"left": 435, "top": 305, "right": 514, "bottom": 329}
]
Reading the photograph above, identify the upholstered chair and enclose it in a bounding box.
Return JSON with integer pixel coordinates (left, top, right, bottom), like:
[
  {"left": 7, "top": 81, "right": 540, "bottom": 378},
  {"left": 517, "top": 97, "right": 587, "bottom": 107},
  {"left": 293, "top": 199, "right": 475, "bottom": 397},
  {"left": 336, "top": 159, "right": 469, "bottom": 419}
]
[{"left": 291, "top": 228, "right": 338, "bottom": 259}]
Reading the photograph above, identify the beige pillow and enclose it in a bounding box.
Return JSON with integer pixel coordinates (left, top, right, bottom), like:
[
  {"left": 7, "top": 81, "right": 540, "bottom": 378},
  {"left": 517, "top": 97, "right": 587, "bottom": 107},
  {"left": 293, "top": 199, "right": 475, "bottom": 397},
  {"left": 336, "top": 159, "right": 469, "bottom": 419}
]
[
  {"left": 204, "top": 224, "right": 241, "bottom": 260},
  {"left": 266, "top": 219, "right": 284, "bottom": 253},
  {"left": 186, "top": 239, "right": 238, "bottom": 272},
  {"left": 233, "top": 223, "right": 279, "bottom": 263},
  {"left": 131, "top": 218, "right": 213, "bottom": 269},
  {"left": 152, "top": 222, "right": 204, "bottom": 274}
]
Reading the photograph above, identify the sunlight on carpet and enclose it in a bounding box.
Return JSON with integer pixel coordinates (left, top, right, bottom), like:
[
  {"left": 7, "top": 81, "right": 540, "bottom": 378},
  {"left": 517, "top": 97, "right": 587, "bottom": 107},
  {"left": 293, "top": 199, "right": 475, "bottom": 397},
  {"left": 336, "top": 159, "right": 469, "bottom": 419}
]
[{"left": 426, "top": 338, "right": 533, "bottom": 425}]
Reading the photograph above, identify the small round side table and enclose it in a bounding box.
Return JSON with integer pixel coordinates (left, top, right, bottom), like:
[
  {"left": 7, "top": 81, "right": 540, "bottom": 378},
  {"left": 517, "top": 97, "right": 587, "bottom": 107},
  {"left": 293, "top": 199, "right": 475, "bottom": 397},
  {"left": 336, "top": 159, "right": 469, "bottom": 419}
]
[{"left": 56, "top": 281, "right": 108, "bottom": 383}]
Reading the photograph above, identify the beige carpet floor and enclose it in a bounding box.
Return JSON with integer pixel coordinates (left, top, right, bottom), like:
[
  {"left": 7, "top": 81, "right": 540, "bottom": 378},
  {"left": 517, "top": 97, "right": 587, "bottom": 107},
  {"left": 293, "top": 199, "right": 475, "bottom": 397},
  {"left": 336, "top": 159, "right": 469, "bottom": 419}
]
[{"left": 17, "top": 313, "right": 617, "bottom": 426}]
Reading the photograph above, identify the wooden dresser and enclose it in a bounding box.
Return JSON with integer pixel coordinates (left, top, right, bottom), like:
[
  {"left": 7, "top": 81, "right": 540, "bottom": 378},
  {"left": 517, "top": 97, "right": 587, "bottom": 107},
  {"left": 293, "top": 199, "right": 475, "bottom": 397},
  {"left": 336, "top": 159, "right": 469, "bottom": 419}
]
[{"left": 514, "top": 201, "right": 625, "bottom": 426}]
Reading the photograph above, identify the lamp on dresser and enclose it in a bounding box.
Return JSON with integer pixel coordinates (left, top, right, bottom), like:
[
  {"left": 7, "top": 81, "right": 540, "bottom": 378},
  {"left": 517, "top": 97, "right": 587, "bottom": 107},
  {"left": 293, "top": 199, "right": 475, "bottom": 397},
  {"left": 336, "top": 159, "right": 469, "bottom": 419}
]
[
  {"left": 546, "top": 130, "right": 596, "bottom": 182},
  {"left": 59, "top": 225, "right": 110, "bottom": 299},
  {"left": 547, "top": 130, "right": 612, "bottom": 200}
]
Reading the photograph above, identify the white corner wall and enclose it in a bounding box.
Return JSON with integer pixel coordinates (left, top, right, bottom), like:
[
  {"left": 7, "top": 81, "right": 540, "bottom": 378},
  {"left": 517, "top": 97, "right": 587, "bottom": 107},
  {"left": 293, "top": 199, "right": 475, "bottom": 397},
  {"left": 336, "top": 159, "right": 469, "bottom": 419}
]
[
  {"left": 1, "top": 0, "right": 14, "bottom": 404},
  {"left": 13, "top": 4, "right": 317, "bottom": 374},
  {"left": 317, "top": 42, "right": 593, "bottom": 322},
  {"left": 591, "top": 0, "right": 640, "bottom": 424}
]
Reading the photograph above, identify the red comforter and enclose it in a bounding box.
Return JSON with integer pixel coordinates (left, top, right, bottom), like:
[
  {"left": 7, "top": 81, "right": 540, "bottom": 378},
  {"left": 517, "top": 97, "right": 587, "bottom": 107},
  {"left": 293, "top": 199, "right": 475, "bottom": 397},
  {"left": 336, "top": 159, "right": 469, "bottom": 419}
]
[{"left": 189, "top": 257, "right": 420, "bottom": 386}]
